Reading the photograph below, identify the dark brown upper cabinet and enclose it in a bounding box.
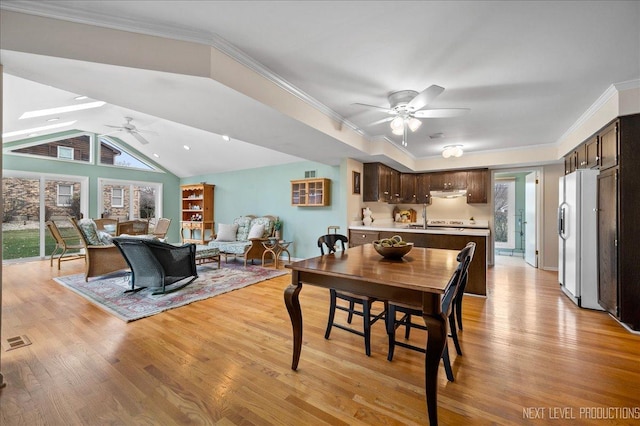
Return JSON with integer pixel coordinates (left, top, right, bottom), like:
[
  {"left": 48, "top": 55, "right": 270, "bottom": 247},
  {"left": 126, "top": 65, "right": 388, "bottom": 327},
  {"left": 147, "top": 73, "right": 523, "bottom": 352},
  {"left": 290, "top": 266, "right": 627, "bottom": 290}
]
[
  {"left": 599, "top": 121, "right": 618, "bottom": 170},
  {"left": 466, "top": 169, "right": 488, "bottom": 204},
  {"left": 363, "top": 162, "right": 400, "bottom": 202},
  {"left": 430, "top": 171, "right": 467, "bottom": 191}
]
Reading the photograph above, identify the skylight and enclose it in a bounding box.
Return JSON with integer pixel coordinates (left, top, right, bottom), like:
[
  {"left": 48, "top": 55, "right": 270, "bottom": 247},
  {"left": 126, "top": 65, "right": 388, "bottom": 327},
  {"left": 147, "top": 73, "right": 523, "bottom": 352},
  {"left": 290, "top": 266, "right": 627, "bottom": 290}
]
[
  {"left": 19, "top": 101, "right": 106, "bottom": 119},
  {"left": 2, "top": 121, "right": 77, "bottom": 138}
]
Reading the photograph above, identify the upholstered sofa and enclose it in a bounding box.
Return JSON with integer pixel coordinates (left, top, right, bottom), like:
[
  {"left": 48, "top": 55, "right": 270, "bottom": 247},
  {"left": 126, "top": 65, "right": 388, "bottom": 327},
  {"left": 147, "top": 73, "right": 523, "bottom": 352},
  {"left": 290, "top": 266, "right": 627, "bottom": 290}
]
[{"left": 208, "top": 215, "right": 277, "bottom": 266}]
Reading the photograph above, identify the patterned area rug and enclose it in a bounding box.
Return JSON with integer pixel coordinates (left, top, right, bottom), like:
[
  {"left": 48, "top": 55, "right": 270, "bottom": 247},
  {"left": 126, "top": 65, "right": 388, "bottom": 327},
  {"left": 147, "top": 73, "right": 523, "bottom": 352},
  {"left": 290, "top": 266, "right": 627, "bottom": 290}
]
[{"left": 53, "top": 263, "right": 288, "bottom": 322}]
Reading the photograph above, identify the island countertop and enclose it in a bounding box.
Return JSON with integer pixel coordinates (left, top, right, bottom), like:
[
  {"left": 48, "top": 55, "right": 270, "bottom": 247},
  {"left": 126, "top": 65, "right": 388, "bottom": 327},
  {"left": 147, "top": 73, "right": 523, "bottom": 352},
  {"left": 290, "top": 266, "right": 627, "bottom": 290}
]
[{"left": 349, "top": 223, "right": 490, "bottom": 237}]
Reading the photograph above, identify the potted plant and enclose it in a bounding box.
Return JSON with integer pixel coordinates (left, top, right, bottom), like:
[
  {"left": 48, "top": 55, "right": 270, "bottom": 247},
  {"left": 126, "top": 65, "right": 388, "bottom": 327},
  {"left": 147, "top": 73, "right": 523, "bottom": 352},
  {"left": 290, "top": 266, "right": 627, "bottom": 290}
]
[{"left": 274, "top": 219, "right": 283, "bottom": 240}]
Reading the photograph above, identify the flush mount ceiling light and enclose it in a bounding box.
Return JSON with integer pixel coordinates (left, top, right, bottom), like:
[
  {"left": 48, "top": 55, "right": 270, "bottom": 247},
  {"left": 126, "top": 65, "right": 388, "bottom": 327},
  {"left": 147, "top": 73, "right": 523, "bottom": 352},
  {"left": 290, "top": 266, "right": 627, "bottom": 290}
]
[
  {"left": 183, "top": 145, "right": 191, "bottom": 150},
  {"left": 442, "top": 145, "right": 464, "bottom": 158},
  {"left": 222, "top": 135, "right": 230, "bottom": 142},
  {"left": 19, "top": 101, "right": 106, "bottom": 119}
]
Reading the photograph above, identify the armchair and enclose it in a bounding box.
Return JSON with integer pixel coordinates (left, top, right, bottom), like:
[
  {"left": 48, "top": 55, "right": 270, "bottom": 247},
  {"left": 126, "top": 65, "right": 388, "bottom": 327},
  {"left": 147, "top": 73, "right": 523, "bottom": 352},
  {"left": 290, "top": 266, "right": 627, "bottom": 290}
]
[
  {"left": 112, "top": 238, "right": 197, "bottom": 295},
  {"left": 70, "top": 217, "right": 128, "bottom": 281}
]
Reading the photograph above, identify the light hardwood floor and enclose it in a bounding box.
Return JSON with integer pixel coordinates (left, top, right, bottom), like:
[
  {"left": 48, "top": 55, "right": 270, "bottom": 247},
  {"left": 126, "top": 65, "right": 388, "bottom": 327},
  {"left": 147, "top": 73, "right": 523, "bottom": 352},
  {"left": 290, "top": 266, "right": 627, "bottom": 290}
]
[{"left": 1, "top": 257, "right": 639, "bottom": 425}]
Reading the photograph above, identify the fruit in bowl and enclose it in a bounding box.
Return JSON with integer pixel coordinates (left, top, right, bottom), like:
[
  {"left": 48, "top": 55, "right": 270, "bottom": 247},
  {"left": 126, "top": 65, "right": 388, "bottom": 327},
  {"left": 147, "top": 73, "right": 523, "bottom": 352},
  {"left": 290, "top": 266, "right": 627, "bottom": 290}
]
[{"left": 372, "top": 236, "right": 413, "bottom": 259}]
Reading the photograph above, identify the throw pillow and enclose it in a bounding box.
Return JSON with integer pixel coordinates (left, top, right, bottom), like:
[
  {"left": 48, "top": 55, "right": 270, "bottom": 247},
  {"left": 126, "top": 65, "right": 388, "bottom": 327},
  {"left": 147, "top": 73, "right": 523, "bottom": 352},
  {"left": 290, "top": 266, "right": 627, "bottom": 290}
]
[
  {"left": 98, "top": 231, "right": 113, "bottom": 245},
  {"left": 78, "top": 219, "right": 103, "bottom": 246},
  {"left": 248, "top": 224, "right": 265, "bottom": 239},
  {"left": 216, "top": 223, "right": 238, "bottom": 241}
]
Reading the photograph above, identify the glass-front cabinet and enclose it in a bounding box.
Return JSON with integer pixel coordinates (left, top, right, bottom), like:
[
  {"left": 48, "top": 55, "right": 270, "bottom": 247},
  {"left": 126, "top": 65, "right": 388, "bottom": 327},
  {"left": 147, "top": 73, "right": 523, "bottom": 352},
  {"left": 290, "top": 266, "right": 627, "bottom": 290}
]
[{"left": 290, "top": 178, "right": 330, "bottom": 206}]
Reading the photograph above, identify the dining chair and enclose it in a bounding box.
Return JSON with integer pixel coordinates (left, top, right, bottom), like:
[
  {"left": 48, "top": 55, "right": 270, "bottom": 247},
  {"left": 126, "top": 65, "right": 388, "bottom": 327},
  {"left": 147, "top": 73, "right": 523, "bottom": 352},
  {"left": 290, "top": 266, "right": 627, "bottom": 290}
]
[
  {"left": 94, "top": 218, "right": 119, "bottom": 235},
  {"left": 318, "top": 234, "right": 387, "bottom": 356},
  {"left": 46, "top": 220, "right": 85, "bottom": 269},
  {"left": 117, "top": 219, "right": 149, "bottom": 236},
  {"left": 452, "top": 242, "right": 477, "bottom": 332},
  {"left": 385, "top": 243, "right": 475, "bottom": 382},
  {"left": 151, "top": 218, "right": 171, "bottom": 239}
]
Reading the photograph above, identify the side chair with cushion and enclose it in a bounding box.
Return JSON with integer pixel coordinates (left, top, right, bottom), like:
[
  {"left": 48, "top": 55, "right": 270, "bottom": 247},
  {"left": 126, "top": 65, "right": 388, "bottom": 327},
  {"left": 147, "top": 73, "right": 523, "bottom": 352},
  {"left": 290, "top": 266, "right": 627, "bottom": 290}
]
[
  {"left": 318, "top": 234, "right": 387, "bottom": 357},
  {"left": 70, "top": 217, "right": 128, "bottom": 281},
  {"left": 46, "top": 220, "right": 85, "bottom": 269},
  {"left": 385, "top": 242, "right": 475, "bottom": 382},
  {"left": 112, "top": 237, "right": 197, "bottom": 295}
]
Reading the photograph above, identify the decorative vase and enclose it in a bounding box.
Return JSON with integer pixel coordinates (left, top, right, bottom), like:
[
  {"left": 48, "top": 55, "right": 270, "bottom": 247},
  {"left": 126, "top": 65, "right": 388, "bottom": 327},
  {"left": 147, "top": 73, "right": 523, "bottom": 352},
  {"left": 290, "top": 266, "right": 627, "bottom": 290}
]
[
  {"left": 362, "top": 207, "right": 373, "bottom": 227},
  {"left": 275, "top": 230, "right": 281, "bottom": 240}
]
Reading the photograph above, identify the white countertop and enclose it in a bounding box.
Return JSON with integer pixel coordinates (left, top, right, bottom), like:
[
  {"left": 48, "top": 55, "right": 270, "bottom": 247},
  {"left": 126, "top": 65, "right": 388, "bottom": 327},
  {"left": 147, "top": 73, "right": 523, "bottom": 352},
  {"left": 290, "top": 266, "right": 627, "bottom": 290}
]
[{"left": 349, "top": 223, "right": 490, "bottom": 237}]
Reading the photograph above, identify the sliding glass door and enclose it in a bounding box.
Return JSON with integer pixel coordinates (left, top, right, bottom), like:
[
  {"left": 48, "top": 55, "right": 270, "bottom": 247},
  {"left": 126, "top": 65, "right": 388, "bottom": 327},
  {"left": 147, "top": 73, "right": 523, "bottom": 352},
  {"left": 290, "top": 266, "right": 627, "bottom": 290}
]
[{"left": 2, "top": 171, "right": 87, "bottom": 261}]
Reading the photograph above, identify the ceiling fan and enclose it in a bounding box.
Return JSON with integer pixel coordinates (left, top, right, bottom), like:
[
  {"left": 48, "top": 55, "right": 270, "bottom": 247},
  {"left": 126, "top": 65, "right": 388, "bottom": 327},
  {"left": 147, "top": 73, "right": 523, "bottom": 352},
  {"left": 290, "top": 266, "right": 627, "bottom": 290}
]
[
  {"left": 353, "top": 85, "right": 470, "bottom": 146},
  {"left": 103, "top": 117, "right": 151, "bottom": 145}
]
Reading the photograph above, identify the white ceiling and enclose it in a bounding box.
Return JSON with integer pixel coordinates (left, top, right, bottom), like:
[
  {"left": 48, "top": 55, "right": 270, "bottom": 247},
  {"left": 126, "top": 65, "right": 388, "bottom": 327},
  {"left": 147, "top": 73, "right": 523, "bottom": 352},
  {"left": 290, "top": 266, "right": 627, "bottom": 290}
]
[{"left": 1, "top": 1, "right": 639, "bottom": 177}]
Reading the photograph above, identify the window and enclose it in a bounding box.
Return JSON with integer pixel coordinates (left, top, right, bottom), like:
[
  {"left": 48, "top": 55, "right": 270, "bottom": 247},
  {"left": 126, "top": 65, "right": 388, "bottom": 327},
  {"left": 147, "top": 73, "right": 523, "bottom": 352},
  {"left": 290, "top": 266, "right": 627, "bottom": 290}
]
[
  {"left": 494, "top": 178, "right": 516, "bottom": 249},
  {"left": 112, "top": 188, "right": 124, "bottom": 207},
  {"left": 57, "top": 146, "right": 74, "bottom": 160},
  {"left": 99, "top": 137, "right": 156, "bottom": 171},
  {"left": 9, "top": 133, "right": 92, "bottom": 163},
  {"left": 57, "top": 184, "right": 73, "bottom": 206},
  {"left": 99, "top": 178, "right": 162, "bottom": 221}
]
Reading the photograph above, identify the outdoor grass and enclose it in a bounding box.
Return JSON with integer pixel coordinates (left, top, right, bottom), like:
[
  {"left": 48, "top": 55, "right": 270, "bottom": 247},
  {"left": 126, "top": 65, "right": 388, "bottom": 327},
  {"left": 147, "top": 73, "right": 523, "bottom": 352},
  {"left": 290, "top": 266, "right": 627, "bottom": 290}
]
[{"left": 2, "top": 228, "right": 80, "bottom": 260}]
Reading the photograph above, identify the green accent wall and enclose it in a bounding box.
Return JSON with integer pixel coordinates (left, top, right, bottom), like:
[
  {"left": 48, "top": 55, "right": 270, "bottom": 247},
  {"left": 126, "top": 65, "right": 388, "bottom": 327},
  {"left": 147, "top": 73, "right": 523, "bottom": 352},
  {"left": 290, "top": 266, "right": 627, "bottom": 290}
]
[{"left": 184, "top": 160, "right": 346, "bottom": 260}]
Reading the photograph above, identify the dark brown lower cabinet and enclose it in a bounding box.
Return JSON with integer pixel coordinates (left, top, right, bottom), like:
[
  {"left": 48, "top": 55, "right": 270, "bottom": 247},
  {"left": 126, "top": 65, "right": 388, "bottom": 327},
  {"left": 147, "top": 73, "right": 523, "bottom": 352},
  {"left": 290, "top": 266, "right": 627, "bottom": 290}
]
[{"left": 379, "top": 231, "right": 487, "bottom": 296}]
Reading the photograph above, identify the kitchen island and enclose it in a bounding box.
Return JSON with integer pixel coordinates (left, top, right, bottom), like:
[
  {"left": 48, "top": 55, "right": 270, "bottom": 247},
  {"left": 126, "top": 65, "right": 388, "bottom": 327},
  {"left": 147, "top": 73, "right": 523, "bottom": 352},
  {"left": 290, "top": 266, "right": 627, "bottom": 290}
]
[{"left": 349, "top": 223, "right": 489, "bottom": 296}]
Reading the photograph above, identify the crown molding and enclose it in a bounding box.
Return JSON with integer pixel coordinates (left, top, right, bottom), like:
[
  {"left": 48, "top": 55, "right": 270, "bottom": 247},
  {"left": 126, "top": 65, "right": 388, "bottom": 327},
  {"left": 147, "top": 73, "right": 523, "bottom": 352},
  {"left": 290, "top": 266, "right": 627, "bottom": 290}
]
[
  {"left": 556, "top": 79, "right": 640, "bottom": 144},
  {"left": 1, "top": 2, "right": 368, "bottom": 140}
]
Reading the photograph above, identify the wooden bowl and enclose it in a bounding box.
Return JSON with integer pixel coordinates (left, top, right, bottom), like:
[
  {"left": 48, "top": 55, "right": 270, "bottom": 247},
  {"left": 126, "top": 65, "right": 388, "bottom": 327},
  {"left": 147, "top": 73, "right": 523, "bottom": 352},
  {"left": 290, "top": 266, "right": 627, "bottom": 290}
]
[{"left": 373, "top": 242, "right": 414, "bottom": 259}]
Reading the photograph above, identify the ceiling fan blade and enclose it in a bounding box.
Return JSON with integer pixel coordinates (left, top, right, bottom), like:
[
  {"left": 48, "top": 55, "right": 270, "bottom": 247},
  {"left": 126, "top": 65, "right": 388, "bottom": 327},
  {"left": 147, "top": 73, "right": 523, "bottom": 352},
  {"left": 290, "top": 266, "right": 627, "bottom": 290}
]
[
  {"left": 131, "top": 132, "right": 150, "bottom": 145},
  {"left": 369, "top": 116, "right": 395, "bottom": 126},
  {"left": 407, "top": 85, "right": 445, "bottom": 111},
  {"left": 413, "top": 108, "right": 470, "bottom": 118},
  {"left": 352, "top": 102, "right": 393, "bottom": 113},
  {"left": 104, "top": 124, "right": 124, "bottom": 129}
]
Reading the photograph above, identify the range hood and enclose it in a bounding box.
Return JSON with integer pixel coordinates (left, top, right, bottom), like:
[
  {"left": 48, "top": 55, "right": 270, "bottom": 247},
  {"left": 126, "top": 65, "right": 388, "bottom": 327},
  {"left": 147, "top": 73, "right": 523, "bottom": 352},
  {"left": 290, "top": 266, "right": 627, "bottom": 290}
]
[{"left": 430, "top": 189, "right": 467, "bottom": 199}]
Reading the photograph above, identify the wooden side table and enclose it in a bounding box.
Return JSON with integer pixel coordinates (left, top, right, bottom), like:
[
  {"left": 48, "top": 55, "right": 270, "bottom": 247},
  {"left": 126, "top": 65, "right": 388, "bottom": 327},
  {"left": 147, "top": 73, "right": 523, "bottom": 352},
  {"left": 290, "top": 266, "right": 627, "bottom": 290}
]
[{"left": 262, "top": 240, "right": 292, "bottom": 268}]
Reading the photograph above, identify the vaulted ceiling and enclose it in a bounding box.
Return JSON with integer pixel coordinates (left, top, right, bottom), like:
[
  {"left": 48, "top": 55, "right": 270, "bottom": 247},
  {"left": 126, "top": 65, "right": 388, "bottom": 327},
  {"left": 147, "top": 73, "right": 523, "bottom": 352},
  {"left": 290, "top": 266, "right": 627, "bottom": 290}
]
[{"left": 2, "top": 1, "right": 639, "bottom": 177}]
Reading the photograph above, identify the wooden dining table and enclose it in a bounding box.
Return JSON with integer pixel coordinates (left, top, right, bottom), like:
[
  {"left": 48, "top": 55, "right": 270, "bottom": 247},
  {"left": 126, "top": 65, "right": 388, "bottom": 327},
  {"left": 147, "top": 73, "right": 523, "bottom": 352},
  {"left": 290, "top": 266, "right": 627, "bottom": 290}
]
[{"left": 284, "top": 244, "right": 460, "bottom": 426}]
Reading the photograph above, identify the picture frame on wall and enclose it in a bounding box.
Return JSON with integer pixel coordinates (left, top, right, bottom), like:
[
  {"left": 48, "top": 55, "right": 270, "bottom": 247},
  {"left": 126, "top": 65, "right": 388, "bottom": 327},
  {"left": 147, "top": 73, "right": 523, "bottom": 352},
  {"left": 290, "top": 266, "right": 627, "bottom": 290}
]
[{"left": 353, "top": 171, "right": 361, "bottom": 194}]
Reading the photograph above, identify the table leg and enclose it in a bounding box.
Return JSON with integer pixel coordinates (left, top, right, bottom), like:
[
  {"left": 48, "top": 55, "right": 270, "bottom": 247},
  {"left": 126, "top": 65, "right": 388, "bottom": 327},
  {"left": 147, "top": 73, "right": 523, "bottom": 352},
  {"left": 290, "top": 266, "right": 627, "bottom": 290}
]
[
  {"left": 423, "top": 312, "right": 447, "bottom": 426},
  {"left": 284, "top": 272, "right": 303, "bottom": 370}
]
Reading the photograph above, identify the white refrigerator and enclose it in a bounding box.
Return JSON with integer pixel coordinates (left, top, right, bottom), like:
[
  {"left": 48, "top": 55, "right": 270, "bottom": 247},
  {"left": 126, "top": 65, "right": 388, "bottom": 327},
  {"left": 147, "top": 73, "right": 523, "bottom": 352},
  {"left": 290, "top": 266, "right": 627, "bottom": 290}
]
[{"left": 558, "top": 169, "right": 602, "bottom": 310}]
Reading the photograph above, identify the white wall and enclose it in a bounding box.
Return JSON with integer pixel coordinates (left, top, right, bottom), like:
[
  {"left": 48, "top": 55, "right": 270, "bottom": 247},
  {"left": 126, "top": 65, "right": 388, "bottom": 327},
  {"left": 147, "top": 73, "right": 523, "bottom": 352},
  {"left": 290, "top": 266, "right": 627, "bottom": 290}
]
[{"left": 541, "top": 163, "right": 564, "bottom": 271}]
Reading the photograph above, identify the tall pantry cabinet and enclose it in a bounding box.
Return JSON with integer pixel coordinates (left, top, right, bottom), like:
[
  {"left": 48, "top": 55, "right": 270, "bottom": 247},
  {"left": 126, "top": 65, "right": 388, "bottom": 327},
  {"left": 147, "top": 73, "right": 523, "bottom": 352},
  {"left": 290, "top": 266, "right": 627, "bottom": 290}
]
[{"left": 594, "top": 114, "right": 640, "bottom": 331}]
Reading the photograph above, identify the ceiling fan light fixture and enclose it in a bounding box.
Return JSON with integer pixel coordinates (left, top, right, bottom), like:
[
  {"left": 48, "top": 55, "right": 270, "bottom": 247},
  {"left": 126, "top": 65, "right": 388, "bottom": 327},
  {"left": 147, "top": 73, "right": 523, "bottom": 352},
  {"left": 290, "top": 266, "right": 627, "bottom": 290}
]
[
  {"left": 442, "top": 145, "right": 463, "bottom": 158},
  {"left": 408, "top": 117, "right": 422, "bottom": 132},
  {"left": 390, "top": 116, "right": 404, "bottom": 132},
  {"left": 391, "top": 127, "right": 404, "bottom": 136}
]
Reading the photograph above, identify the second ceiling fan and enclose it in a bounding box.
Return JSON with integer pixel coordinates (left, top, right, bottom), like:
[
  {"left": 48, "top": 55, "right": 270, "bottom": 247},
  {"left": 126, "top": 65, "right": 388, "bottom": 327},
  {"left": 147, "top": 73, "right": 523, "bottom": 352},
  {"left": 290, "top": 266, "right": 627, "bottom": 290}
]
[
  {"left": 354, "top": 85, "right": 470, "bottom": 146},
  {"left": 103, "top": 117, "right": 152, "bottom": 145}
]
